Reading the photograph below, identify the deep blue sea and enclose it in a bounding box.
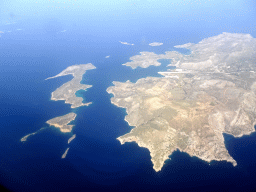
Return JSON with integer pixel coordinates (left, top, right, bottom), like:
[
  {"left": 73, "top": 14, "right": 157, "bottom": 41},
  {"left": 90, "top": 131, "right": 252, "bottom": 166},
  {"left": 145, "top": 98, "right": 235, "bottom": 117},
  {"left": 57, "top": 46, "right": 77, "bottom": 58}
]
[{"left": 1, "top": 0, "right": 256, "bottom": 191}]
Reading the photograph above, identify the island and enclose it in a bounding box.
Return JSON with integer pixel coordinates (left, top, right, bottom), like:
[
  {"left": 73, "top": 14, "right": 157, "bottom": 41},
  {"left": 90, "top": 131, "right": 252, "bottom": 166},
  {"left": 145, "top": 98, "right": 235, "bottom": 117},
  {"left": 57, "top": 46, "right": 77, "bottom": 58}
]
[
  {"left": 61, "top": 147, "right": 70, "bottom": 159},
  {"left": 107, "top": 32, "right": 256, "bottom": 172},
  {"left": 20, "top": 128, "right": 46, "bottom": 142},
  {"left": 20, "top": 112, "right": 76, "bottom": 141},
  {"left": 122, "top": 52, "right": 164, "bottom": 69},
  {"left": 46, "top": 112, "right": 77, "bottom": 133},
  {"left": 21, "top": 131, "right": 38, "bottom": 142},
  {"left": 46, "top": 63, "right": 96, "bottom": 108},
  {"left": 122, "top": 51, "right": 183, "bottom": 69},
  {"left": 68, "top": 134, "right": 76, "bottom": 144},
  {"left": 21, "top": 64, "right": 96, "bottom": 159}
]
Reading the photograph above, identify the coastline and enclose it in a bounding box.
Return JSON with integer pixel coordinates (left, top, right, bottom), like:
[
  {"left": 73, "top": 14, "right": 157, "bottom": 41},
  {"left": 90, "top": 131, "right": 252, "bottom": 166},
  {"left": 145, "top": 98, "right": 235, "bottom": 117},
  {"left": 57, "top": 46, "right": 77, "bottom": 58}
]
[{"left": 46, "top": 112, "right": 77, "bottom": 133}]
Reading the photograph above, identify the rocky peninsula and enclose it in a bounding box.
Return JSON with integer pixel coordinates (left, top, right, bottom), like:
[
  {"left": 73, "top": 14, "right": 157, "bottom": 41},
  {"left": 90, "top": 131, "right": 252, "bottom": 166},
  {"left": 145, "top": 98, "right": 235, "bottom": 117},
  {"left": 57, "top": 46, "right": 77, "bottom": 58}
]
[{"left": 107, "top": 32, "right": 256, "bottom": 172}]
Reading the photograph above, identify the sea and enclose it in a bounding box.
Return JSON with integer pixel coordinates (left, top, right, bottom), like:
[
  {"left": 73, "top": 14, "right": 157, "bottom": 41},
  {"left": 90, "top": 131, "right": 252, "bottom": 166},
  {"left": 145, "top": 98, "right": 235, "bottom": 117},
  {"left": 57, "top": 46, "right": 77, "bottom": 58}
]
[{"left": 1, "top": 0, "right": 256, "bottom": 191}]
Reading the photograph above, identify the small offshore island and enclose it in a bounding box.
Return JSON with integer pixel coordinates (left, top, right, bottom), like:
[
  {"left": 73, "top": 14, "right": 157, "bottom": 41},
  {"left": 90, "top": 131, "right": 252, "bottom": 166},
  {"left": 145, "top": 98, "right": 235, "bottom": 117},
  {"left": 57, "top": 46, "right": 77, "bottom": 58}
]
[
  {"left": 21, "top": 64, "right": 96, "bottom": 143},
  {"left": 61, "top": 147, "right": 70, "bottom": 159},
  {"left": 68, "top": 134, "right": 76, "bottom": 144},
  {"left": 107, "top": 33, "right": 256, "bottom": 172},
  {"left": 46, "top": 63, "right": 96, "bottom": 108},
  {"left": 46, "top": 113, "right": 76, "bottom": 133}
]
